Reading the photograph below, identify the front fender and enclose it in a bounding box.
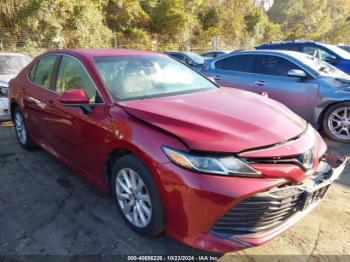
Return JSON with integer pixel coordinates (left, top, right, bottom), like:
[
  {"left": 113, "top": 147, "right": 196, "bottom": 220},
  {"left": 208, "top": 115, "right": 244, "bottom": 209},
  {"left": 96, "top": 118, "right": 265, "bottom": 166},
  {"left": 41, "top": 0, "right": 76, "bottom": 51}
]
[
  {"left": 101, "top": 106, "right": 187, "bottom": 200},
  {"left": 313, "top": 79, "right": 350, "bottom": 124}
]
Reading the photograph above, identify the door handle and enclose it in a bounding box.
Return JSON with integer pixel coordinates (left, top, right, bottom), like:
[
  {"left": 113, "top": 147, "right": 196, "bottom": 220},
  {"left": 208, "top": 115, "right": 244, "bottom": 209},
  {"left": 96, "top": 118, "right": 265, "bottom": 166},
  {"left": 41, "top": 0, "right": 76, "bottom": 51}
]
[
  {"left": 254, "top": 81, "right": 267, "bottom": 86},
  {"left": 214, "top": 76, "right": 223, "bottom": 81}
]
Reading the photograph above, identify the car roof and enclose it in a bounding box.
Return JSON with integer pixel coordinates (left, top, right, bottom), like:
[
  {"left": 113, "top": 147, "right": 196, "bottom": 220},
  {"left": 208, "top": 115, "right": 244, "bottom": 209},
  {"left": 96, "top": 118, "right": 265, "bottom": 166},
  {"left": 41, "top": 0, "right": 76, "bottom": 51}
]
[
  {"left": 44, "top": 48, "right": 160, "bottom": 59},
  {"left": 257, "top": 40, "right": 322, "bottom": 47},
  {"left": 210, "top": 49, "right": 315, "bottom": 64},
  {"left": 202, "top": 50, "right": 232, "bottom": 54},
  {"left": 166, "top": 51, "right": 198, "bottom": 55},
  {"left": 221, "top": 49, "right": 305, "bottom": 57}
]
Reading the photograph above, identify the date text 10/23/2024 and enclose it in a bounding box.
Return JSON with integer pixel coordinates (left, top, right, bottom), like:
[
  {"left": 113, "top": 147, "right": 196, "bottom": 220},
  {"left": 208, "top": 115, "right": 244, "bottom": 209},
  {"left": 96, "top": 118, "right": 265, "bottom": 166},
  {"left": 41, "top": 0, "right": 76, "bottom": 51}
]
[{"left": 127, "top": 256, "right": 218, "bottom": 261}]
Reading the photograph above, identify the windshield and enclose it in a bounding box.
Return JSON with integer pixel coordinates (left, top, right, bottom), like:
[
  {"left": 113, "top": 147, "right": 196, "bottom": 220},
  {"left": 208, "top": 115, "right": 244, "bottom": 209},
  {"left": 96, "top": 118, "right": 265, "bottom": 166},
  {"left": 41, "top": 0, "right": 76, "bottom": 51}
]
[
  {"left": 0, "top": 55, "right": 31, "bottom": 74},
  {"left": 323, "top": 44, "right": 350, "bottom": 60},
  {"left": 94, "top": 54, "right": 217, "bottom": 100},
  {"left": 297, "top": 53, "right": 350, "bottom": 79},
  {"left": 185, "top": 52, "right": 205, "bottom": 64}
]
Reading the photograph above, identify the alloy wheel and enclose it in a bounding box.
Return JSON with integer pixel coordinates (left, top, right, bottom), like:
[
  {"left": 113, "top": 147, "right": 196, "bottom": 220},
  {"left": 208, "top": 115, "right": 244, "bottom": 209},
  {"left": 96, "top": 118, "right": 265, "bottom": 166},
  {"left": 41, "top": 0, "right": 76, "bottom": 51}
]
[
  {"left": 328, "top": 106, "right": 350, "bottom": 140},
  {"left": 14, "top": 111, "right": 27, "bottom": 145},
  {"left": 115, "top": 168, "right": 152, "bottom": 228}
]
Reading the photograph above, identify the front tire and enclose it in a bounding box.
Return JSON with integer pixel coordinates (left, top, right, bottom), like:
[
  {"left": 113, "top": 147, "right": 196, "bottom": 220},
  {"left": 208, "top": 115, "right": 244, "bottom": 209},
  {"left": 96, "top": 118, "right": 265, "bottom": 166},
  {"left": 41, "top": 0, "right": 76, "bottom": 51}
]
[
  {"left": 13, "top": 107, "right": 36, "bottom": 149},
  {"left": 322, "top": 102, "right": 350, "bottom": 143},
  {"left": 111, "top": 154, "right": 164, "bottom": 237}
]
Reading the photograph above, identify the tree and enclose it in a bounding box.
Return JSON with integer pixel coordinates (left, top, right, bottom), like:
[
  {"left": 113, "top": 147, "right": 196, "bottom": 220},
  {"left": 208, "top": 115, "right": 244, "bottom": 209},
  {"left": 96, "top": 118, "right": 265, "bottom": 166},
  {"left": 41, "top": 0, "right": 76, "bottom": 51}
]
[
  {"left": 267, "top": 0, "right": 350, "bottom": 41},
  {"left": 104, "top": 0, "right": 150, "bottom": 33},
  {"left": 149, "top": 0, "right": 194, "bottom": 50},
  {"left": 2, "top": 0, "right": 349, "bottom": 53},
  {"left": 0, "top": 0, "right": 112, "bottom": 51},
  {"left": 193, "top": 0, "right": 279, "bottom": 49}
]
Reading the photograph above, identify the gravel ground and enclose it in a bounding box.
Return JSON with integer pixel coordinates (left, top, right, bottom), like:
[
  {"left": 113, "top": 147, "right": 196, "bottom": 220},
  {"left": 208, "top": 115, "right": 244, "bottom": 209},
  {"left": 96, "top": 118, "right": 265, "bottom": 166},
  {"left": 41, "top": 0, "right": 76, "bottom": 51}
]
[{"left": 0, "top": 121, "right": 349, "bottom": 261}]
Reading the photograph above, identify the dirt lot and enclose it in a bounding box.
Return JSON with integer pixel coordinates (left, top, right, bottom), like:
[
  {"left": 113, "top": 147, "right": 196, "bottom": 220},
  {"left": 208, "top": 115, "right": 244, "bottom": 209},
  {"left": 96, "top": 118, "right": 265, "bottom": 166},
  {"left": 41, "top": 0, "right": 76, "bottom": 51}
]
[{"left": 0, "top": 121, "right": 349, "bottom": 260}]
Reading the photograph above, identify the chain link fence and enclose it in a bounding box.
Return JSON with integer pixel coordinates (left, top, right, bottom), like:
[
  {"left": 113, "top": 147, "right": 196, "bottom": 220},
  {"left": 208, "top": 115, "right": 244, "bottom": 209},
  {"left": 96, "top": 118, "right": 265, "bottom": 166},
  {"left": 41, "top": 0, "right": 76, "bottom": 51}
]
[{"left": 0, "top": 28, "right": 249, "bottom": 56}]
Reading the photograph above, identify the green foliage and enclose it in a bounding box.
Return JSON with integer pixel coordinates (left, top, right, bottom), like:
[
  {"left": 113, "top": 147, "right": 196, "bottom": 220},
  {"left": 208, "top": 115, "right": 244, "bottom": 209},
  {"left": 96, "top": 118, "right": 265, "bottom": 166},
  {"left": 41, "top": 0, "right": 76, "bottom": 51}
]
[
  {"left": 104, "top": 0, "right": 150, "bottom": 32},
  {"left": 268, "top": 0, "right": 350, "bottom": 43},
  {"left": 0, "top": 0, "right": 112, "bottom": 49},
  {"left": 0, "top": 0, "right": 349, "bottom": 52},
  {"left": 198, "top": 8, "right": 220, "bottom": 31},
  {"left": 117, "top": 28, "right": 153, "bottom": 50},
  {"left": 150, "top": 1, "right": 191, "bottom": 39},
  {"left": 262, "top": 22, "right": 284, "bottom": 42}
]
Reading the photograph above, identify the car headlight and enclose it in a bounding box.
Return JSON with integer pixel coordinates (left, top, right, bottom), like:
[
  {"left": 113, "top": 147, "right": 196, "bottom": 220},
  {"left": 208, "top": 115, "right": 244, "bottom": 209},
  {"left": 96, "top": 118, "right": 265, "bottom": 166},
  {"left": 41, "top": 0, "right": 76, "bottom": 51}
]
[
  {"left": 162, "top": 146, "right": 261, "bottom": 177},
  {"left": 0, "top": 86, "right": 8, "bottom": 96}
]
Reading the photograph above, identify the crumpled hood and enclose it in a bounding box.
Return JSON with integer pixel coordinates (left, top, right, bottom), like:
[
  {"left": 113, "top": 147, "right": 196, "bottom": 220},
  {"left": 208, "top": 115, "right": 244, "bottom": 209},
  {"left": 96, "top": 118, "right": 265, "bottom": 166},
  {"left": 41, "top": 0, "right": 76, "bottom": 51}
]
[
  {"left": 119, "top": 88, "right": 306, "bottom": 153},
  {"left": 0, "top": 74, "right": 16, "bottom": 86}
]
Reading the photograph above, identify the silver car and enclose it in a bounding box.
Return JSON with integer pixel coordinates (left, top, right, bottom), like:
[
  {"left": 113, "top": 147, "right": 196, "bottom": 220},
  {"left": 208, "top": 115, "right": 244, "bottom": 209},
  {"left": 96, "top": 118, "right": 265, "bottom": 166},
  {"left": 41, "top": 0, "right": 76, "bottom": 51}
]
[
  {"left": 0, "top": 53, "right": 31, "bottom": 121},
  {"left": 202, "top": 50, "right": 350, "bottom": 143}
]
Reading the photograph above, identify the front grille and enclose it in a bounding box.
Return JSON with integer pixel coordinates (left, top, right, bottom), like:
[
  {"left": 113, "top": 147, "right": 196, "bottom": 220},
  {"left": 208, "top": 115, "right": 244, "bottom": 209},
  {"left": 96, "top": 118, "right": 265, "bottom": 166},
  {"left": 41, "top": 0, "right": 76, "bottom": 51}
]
[
  {"left": 246, "top": 150, "right": 314, "bottom": 171},
  {"left": 211, "top": 160, "right": 334, "bottom": 237},
  {"left": 211, "top": 187, "right": 304, "bottom": 236},
  {"left": 211, "top": 180, "right": 334, "bottom": 236},
  {"left": 211, "top": 158, "right": 336, "bottom": 238}
]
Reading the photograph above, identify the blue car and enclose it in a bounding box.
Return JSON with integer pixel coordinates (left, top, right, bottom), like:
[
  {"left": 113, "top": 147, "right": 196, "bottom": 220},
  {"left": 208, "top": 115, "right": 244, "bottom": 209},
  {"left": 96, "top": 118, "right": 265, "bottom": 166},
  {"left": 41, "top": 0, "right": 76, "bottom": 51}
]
[
  {"left": 202, "top": 50, "right": 350, "bottom": 143},
  {"left": 256, "top": 41, "right": 350, "bottom": 74}
]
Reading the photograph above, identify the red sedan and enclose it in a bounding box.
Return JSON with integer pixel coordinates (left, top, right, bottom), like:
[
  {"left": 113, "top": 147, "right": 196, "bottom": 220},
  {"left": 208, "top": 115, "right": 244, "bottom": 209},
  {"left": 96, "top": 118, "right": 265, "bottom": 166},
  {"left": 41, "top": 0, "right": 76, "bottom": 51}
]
[{"left": 8, "top": 49, "right": 346, "bottom": 252}]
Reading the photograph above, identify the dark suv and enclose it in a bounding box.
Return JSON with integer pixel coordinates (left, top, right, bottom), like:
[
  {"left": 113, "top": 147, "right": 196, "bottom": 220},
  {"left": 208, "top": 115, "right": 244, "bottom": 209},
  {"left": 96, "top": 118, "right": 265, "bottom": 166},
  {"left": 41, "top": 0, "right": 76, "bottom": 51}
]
[{"left": 256, "top": 41, "right": 350, "bottom": 74}]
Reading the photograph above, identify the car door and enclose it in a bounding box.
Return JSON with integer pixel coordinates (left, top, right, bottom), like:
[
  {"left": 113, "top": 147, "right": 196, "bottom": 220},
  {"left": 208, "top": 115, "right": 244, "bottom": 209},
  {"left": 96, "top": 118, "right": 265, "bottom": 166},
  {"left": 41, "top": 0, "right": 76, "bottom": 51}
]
[
  {"left": 208, "top": 54, "right": 262, "bottom": 93},
  {"left": 25, "top": 54, "right": 59, "bottom": 145},
  {"left": 253, "top": 54, "right": 319, "bottom": 121},
  {"left": 44, "top": 55, "right": 107, "bottom": 176}
]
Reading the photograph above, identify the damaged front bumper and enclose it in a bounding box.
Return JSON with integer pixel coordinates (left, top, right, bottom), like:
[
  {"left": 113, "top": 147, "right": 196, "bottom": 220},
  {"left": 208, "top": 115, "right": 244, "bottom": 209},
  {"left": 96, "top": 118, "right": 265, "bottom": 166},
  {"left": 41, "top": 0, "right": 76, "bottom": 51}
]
[{"left": 210, "top": 151, "right": 347, "bottom": 249}]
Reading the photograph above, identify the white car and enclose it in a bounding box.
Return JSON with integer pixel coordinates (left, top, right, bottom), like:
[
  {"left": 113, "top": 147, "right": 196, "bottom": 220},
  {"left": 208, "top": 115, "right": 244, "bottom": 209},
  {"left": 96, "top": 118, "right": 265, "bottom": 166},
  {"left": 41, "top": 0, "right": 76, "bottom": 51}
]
[{"left": 0, "top": 53, "right": 31, "bottom": 121}]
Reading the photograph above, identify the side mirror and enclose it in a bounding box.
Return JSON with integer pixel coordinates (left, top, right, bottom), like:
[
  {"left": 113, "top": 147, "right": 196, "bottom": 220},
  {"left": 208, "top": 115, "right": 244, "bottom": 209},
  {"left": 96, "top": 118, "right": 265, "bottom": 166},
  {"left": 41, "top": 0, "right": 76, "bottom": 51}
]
[
  {"left": 59, "top": 89, "right": 89, "bottom": 104},
  {"left": 325, "top": 55, "right": 338, "bottom": 65},
  {"left": 287, "top": 69, "right": 307, "bottom": 78},
  {"left": 59, "top": 89, "right": 92, "bottom": 114}
]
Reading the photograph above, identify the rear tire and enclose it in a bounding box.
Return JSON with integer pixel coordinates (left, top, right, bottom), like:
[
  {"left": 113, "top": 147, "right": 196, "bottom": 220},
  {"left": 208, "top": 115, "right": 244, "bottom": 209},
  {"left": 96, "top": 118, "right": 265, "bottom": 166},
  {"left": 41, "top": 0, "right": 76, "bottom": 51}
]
[
  {"left": 111, "top": 154, "right": 164, "bottom": 237},
  {"left": 322, "top": 102, "right": 350, "bottom": 143},
  {"left": 13, "top": 107, "right": 36, "bottom": 150}
]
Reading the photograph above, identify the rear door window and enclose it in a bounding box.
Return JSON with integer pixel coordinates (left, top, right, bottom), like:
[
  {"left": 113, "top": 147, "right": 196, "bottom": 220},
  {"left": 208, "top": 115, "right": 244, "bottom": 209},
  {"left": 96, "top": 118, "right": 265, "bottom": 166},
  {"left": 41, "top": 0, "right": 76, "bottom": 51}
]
[
  {"left": 215, "top": 55, "right": 256, "bottom": 73},
  {"left": 29, "top": 55, "right": 57, "bottom": 89}
]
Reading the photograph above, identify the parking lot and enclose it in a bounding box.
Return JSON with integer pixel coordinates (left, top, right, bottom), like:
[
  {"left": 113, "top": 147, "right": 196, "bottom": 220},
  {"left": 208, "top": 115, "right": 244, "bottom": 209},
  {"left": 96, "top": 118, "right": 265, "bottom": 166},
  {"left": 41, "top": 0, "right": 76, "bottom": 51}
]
[{"left": 0, "top": 120, "right": 350, "bottom": 259}]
